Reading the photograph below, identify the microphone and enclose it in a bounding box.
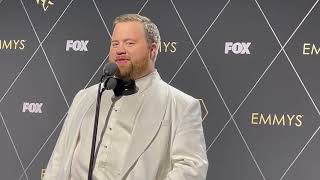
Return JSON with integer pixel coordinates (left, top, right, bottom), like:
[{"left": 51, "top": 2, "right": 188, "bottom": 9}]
[
  {"left": 103, "top": 62, "right": 118, "bottom": 76},
  {"left": 102, "top": 62, "right": 138, "bottom": 95},
  {"left": 102, "top": 63, "right": 118, "bottom": 90},
  {"left": 88, "top": 61, "right": 138, "bottom": 180},
  {"left": 88, "top": 62, "right": 118, "bottom": 180}
]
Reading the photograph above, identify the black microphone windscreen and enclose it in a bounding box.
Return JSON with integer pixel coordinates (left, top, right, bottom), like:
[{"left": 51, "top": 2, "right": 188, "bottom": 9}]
[
  {"left": 106, "top": 77, "right": 117, "bottom": 90},
  {"left": 103, "top": 63, "right": 118, "bottom": 76}
]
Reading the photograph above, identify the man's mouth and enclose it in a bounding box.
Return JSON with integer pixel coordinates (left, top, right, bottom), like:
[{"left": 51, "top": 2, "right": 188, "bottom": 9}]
[{"left": 116, "top": 59, "right": 129, "bottom": 65}]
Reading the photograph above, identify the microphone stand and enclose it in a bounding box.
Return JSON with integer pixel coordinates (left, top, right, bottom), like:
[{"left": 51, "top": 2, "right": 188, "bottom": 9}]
[
  {"left": 87, "top": 75, "right": 108, "bottom": 180},
  {"left": 86, "top": 70, "right": 136, "bottom": 180}
]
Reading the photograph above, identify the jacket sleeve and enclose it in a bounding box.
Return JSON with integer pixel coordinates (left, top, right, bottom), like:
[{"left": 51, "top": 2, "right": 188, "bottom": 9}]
[
  {"left": 43, "top": 90, "right": 85, "bottom": 180},
  {"left": 165, "top": 98, "right": 209, "bottom": 180}
]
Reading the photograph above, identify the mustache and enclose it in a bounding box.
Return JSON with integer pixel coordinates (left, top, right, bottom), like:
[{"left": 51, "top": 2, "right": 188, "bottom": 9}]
[{"left": 115, "top": 56, "right": 130, "bottom": 61}]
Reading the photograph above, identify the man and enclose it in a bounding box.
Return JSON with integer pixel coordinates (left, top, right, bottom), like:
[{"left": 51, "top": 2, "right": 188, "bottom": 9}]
[{"left": 44, "top": 14, "right": 208, "bottom": 180}]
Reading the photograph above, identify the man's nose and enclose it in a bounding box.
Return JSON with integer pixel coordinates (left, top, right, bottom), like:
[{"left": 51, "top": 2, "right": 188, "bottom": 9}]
[{"left": 116, "top": 44, "right": 126, "bottom": 55}]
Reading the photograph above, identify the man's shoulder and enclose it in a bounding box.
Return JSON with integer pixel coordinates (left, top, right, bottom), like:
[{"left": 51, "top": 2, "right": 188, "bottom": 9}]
[
  {"left": 80, "top": 84, "right": 99, "bottom": 95},
  {"left": 71, "top": 84, "right": 99, "bottom": 103},
  {"left": 158, "top": 80, "right": 197, "bottom": 105}
]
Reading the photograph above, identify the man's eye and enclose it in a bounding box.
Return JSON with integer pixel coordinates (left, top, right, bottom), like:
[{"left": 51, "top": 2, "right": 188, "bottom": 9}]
[
  {"left": 127, "top": 42, "right": 135, "bottom": 46},
  {"left": 112, "top": 43, "right": 118, "bottom": 47}
]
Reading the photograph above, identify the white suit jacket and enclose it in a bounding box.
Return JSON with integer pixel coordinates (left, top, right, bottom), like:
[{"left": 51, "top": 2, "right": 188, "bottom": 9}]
[{"left": 44, "top": 73, "right": 208, "bottom": 180}]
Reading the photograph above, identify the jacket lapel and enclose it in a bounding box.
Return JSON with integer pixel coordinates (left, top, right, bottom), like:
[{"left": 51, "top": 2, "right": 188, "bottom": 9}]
[
  {"left": 62, "top": 86, "right": 99, "bottom": 179},
  {"left": 119, "top": 82, "right": 169, "bottom": 179}
]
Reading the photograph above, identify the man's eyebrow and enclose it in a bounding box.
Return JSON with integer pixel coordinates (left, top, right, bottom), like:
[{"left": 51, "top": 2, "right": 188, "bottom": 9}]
[
  {"left": 111, "top": 39, "right": 136, "bottom": 43},
  {"left": 124, "top": 38, "right": 136, "bottom": 42}
]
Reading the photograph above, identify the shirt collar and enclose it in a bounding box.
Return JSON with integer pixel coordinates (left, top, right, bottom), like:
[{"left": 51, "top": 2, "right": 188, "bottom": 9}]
[{"left": 135, "top": 70, "right": 159, "bottom": 94}]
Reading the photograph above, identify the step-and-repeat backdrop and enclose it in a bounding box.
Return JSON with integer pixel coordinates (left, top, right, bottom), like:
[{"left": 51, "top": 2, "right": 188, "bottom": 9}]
[{"left": 1, "top": 0, "right": 320, "bottom": 179}]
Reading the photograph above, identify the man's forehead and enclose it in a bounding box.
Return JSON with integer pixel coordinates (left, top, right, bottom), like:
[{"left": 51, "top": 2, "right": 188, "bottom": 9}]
[
  {"left": 113, "top": 21, "right": 144, "bottom": 30},
  {"left": 111, "top": 21, "right": 146, "bottom": 38}
]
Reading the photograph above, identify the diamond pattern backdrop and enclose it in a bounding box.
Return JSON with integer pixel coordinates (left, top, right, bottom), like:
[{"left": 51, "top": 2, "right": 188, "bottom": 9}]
[{"left": 1, "top": 0, "right": 320, "bottom": 179}]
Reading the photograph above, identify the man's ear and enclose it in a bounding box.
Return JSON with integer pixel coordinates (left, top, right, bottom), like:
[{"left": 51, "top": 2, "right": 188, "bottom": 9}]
[{"left": 150, "top": 42, "right": 158, "bottom": 61}]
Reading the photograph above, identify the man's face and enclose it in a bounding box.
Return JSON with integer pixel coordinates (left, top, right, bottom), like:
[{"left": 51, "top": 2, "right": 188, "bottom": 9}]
[{"left": 109, "top": 21, "right": 156, "bottom": 80}]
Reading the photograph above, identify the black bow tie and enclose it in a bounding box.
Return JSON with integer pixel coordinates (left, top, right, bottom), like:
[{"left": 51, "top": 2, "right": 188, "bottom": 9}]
[{"left": 113, "top": 78, "right": 138, "bottom": 96}]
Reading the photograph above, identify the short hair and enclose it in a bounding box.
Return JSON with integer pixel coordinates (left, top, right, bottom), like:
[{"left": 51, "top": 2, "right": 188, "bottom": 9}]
[{"left": 113, "top": 14, "right": 161, "bottom": 48}]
